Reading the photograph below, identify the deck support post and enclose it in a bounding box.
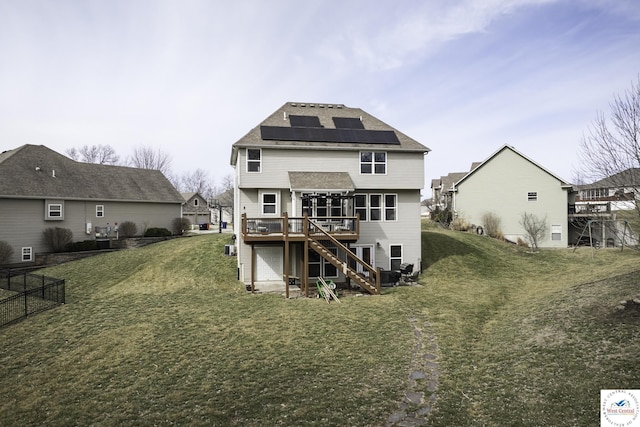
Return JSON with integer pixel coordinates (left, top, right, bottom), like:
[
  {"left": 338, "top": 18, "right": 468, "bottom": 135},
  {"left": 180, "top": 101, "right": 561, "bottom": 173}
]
[{"left": 250, "top": 244, "right": 255, "bottom": 293}]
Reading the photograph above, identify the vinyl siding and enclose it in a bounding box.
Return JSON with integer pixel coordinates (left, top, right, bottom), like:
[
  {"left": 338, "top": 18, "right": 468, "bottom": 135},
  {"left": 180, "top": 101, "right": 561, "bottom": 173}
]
[
  {"left": 0, "top": 198, "right": 182, "bottom": 265},
  {"left": 234, "top": 188, "right": 423, "bottom": 282},
  {"left": 454, "top": 148, "right": 568, "bottom": 248},
  {"left": 237, "top": 148, "right": 424, "bottom": 190}
]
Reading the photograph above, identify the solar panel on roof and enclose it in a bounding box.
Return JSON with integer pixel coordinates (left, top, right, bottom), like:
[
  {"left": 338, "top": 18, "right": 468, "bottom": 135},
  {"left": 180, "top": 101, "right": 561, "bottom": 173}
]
[
  {"left": 260, "top": 126, "right": 400, "bottom": 144},
  {"left": 333, "top": 117, "right": 365, "bottom": 129},
  {"left": 289, "top": 115, "right": 322, "bottom": 127}
]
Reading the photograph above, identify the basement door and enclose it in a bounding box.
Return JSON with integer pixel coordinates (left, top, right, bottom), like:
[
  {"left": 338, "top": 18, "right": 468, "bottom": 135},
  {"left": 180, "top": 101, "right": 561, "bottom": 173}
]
[
  {"left": 255, "top": 246, "right": 283, "bottom": 281},
  {"left": 350, "top": 245, "right": 374, "bottom": 276}
]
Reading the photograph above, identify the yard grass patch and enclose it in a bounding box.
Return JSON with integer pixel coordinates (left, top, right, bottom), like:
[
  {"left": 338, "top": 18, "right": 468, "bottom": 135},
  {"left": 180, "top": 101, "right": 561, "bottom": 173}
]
[{"left": 1, "top": 227, "right": 639, "bottom": 426}]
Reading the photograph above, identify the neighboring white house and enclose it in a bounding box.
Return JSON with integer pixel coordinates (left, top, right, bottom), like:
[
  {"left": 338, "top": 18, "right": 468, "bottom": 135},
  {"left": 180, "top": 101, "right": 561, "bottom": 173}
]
[
  {"left": 570, "top": 168, "right": 640, "bottom": 247},
  {"left": 452, "top": 145, "right": 573, "bottom": 248},
  {"left": 230, "top": 102, "right": 430, "bottom": 295}
]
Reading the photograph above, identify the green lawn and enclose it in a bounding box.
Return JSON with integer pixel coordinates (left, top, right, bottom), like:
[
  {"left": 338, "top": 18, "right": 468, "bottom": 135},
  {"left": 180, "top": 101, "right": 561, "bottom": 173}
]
[{"left": 1, "top": 226, "right": 639, "bottom": 426}]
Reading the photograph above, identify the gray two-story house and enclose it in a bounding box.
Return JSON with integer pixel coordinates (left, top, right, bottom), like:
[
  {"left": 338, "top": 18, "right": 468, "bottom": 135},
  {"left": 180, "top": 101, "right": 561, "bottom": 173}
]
[
  {"left": 230, "top": 102, "right": 430, "bottom": 296},
  {"left": 0, "top": 144, "right": 184, "bottom": 265}
]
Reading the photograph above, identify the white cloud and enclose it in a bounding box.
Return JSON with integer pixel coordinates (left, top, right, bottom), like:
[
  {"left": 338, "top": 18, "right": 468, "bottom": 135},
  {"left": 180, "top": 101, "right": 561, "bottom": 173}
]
[{"left": 1, "top": 0, "right": 639, "bottom": 189}]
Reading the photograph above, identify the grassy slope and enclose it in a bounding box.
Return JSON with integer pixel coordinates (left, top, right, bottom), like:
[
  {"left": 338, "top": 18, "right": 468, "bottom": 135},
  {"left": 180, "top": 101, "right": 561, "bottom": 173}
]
[
  {"left": 414, "top": 223, "right": 640, "bottom": 426},
  {"left": 1, "top": 227, "right": 639, "bottom": 426},
  {"left": 0, "top": 236, "right": 413, "bottom": 426}
]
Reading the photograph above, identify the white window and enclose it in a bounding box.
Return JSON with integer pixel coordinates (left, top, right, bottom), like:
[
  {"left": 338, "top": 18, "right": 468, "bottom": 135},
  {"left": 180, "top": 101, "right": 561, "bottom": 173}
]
[
  {"left": 329, "top": 194, "right": 343, "bottom": 217},
  {"left": 96, "top": 205, "right": 104, "bottom": 217},
  {"left": 385, "top": 194, "right": 397, "bottom": 221},
  {"left": 316, "top": 194, "right": 328, "bottom": 217},
  {"left": 261, "top": 192, "right": 278, "bottom": 215},
  {"left": 369, "top": 194, "right": 382, "bottom": 221},
  {"left": 390, "top": 244, "right": 403, "bottom": 271},
  {"left": 354, "top": 194, "right": 367, "bottom": 221},
  {"left": 360, "top": 151, "right": 386, "bottom": 174},
  {"left": 247, "top": 148, "right": 261, "bottom": 173},
  {"left": 22, "top": 247, "right": 33, "bottom": 262},
  {"left": 194, "top": 199, "right": 199, "bottom": 207},
  {"left": 551, "top": 224, "right": 562, "bottom": 241},
  {"left": 354, "top": 193, "right": 397, "bottom": 222},
  {"left": 47, "top": 203, "right": 63, "bottom": 219},
  {"left": 527, "top": 192, "right": 538, "bottom": 202},
  {"left": 308, "top": 247, "right": 338, "bottom": 278}
]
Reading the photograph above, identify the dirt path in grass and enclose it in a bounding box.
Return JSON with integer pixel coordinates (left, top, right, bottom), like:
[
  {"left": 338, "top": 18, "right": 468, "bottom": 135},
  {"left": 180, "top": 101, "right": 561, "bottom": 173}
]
[{"left": 385, "top": 316, "right": 440, "bottom": 427}]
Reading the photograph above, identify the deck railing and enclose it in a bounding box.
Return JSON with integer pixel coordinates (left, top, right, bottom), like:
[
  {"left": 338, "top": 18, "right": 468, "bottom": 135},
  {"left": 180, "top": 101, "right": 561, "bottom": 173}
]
[
  {"left": 569, "top": 202, "right": 611, "bottom": 215},
  {"left": 241, "top": 213, "right": 359, "bottom": 240}
]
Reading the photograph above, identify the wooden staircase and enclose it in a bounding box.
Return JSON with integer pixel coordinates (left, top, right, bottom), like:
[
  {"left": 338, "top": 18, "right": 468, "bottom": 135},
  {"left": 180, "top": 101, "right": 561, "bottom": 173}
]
[{"left": 307, "top": 221, "right": 380, "bottom": 295}]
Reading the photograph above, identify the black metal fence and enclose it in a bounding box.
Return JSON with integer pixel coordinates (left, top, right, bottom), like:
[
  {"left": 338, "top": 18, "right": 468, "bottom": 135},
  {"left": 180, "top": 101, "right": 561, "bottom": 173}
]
[{"left": 0, "top": 270, "right": 65, "bottom": 328}]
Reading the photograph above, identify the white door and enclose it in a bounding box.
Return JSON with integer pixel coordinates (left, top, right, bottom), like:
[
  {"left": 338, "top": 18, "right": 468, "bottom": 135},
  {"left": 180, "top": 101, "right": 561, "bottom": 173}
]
[
  {"left": 350, "top": 245, "right": 374, "bottom": 275},
  {"left": 255, "top": 246, "right": 283, "bottom": 281}
]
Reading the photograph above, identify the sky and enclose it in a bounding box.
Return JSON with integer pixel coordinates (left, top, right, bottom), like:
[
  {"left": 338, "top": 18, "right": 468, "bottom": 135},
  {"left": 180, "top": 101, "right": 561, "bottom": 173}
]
[{"left": 1, "top": 0, "right": 640, "bottom": 198}]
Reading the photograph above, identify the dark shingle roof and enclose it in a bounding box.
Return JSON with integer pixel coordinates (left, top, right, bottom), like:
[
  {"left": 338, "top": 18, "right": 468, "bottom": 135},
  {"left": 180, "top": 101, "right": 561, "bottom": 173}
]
[
  {"left": 0, "top": 145, "right": 184, "bottom": 203},
  {"left": 580, "top": 168, "right": 640, "bottom": 189},
  {"left": 231, "top": 102, "right": 430, "bottom": 165},
  {"left": 288, "top": 171, "right": 355, "bottom": 191}
]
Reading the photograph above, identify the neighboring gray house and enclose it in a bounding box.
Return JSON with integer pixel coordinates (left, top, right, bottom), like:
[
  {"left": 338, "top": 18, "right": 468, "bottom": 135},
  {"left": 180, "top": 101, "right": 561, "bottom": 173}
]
[
  {"left": 0, "top": 144, "right": 184, "bottom": 265},
  {"left": 451, "top": 145, "right": 573, "bottom": 248},
  {"left": 181, "top": 192, "right": 212, "bottom": 228},
  {"left": 230, "top": 102, "right": 430, "bottom": 295},
  {"left": 431, "top": 172, "right": 467, "bottom": 211}
]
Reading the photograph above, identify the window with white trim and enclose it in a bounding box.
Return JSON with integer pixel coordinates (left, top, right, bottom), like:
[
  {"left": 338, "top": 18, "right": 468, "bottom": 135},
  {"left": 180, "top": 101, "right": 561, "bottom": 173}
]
[
  {"left": 369, "top": 194, "right": 382, "bottom": 221},
  {"left": 354, "top": 193, "right": 398, "bottom": 222},
  {"left": 96, "top": 205, "right": 104, "bottom": 217},
  {"left": 581, "top": 188, "right": 608, "bottom": 200},
  {"left": 354, "top": 194, "right": 367, "bottom": 221},
  {"left": 551, "top": 224, "right": 562, "bottom": 241},
  {"left": 308, "top": 247, "right": 338, "bottom": 278},
  {"left": 47, "top": 203, "right": 63, "bottom": 220},
  {"left": 194, "top": 199, "right": 199, "bottom": 207},
  {"left": 329, "top": 194, "right": 343, "bottom": 217},
  {"left": 385, "top": 194, "right": 397, "bottom": 221},
  {"left": 360, "top": 151, "right": 386, "bottom": 174},
  {"left": 247, "top": 148, "right": 261, "bottom": 173},
  {"left": 527, "top": 192, "right": 538, "bottom": 202},
  {"left": 390, "top": 244, "right": 403, "bottom": 271},
  {"left": 22, "top": 247, "right": 33, "bottom": 262},
  {"left": 261, "top": 192, "right": 278, "bottom": 215}
]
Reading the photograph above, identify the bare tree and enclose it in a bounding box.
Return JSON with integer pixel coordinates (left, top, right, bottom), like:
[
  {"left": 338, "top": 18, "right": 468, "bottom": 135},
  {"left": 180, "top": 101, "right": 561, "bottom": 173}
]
[
  {"left": 128, "top": 145, "right": 172, "bottom": 175},
  {"left": 66, "top": 144, "right": 120, "bottom": 165},
  {"left": 575, "top": 76, "right": 640, "bottom": 218},
  {"left": 520, "top": 212, "right": 547, "bottom": 252},
  {"left": 210, "top": 173, "right": 234, "bottom": 223},
  {"left": 481, "top": 211, "right": 503, "bottom": 239},
  {"left": 179, "top": 168, "right": 215, "bottom": 199}
]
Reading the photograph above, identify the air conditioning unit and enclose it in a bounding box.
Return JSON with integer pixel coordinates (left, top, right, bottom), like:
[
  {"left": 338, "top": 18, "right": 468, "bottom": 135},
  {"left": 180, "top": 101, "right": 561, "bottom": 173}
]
[{"left": 224, "top": 244, "right": 236, "bottom": 256}]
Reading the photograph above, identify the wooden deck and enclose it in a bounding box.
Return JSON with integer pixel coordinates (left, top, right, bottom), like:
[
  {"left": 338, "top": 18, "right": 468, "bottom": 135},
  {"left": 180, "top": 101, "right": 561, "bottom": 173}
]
[{"left": 240, "top": 213, "right": 359, "bottom": 242}]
